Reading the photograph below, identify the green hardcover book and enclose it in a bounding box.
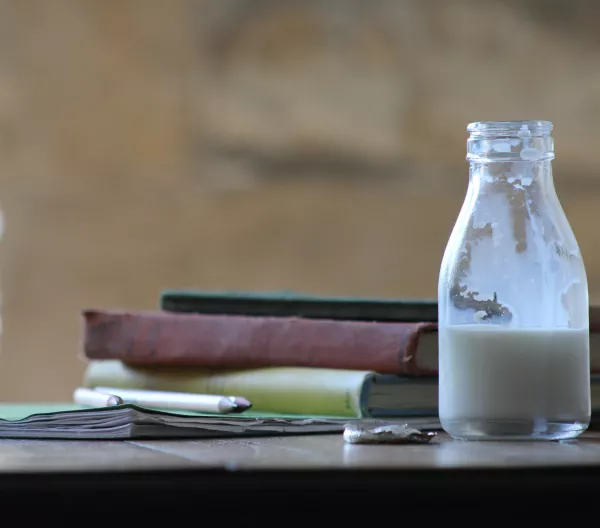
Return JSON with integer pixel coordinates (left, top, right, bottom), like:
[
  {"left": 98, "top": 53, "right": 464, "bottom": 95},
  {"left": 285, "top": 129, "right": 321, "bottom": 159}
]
[
  {"left": 83, "top": 360, "right": 438, "bottom": 419},
  {"left": 160, "top": 289, "right": 438, "bottom": 322}
]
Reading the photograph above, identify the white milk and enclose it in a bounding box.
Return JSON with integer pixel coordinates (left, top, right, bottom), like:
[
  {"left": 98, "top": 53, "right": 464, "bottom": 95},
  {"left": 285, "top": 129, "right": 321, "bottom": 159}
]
[{"left": 439, "top": 324, "right": 590, "bottom": 439}]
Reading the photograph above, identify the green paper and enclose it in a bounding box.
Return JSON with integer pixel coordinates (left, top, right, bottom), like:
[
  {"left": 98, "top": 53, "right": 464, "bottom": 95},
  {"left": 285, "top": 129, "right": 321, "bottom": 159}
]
[{"left": 0, "top": 403, "right": 90, "bottom": 421}]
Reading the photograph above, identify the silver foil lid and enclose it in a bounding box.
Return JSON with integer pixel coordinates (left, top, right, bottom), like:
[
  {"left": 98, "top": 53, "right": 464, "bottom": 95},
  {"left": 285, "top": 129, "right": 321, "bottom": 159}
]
[{"left": 343, "top": 421, "right": 437, "bottom": 445}]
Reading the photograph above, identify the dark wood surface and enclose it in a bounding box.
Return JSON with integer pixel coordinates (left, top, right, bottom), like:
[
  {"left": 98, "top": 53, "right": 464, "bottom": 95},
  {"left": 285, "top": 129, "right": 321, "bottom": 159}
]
[
  {"left": 2, "top": 430, "right": 600, "bottom": 472},
  {"left": 4, "top": 431, "right": 600, "bottom": 521}
]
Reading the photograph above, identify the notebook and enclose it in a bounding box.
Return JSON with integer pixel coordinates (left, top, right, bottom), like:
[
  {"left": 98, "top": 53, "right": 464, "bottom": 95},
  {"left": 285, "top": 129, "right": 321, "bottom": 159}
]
[{"left": 0, "top": 403, "right": 443, "bottom": 440}]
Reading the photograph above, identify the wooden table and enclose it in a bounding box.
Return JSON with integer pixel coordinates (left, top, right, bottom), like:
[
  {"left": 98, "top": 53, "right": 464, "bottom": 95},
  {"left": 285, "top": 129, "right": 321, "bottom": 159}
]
[{"left": 3, "top": 430, "right": 600, "bottom": 521}]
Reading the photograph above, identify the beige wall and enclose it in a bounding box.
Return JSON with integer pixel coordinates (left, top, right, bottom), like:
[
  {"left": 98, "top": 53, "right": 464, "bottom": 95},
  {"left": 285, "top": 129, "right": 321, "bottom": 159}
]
[{"left": 0, "top": 0, "right": 599, "bottom": 401}]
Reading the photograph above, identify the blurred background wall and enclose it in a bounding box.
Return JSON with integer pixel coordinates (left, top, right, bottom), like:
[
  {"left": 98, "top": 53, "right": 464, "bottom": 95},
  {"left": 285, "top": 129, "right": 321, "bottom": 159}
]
[{"left": 0, "top": 0, "right": 599, "bottom": 400}]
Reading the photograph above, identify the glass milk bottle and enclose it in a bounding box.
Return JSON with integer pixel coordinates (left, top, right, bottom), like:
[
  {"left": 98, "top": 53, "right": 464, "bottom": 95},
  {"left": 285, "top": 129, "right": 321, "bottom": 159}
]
[{"left": 438, "top": 120, "right": 590, "bottom": 441}]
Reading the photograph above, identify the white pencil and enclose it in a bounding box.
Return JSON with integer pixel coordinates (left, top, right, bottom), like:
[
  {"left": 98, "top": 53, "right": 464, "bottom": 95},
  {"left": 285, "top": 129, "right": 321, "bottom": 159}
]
[
  {"left": 92, "top": 386, "right": 252, "bottom": 414},
  {"left": 73, "top": 387, "right": 124, "bottom": 407}
]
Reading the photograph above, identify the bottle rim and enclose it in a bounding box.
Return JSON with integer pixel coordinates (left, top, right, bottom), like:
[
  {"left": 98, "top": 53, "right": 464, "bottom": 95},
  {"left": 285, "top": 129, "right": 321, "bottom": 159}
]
[{"left": 467, "top": 120, "right": 553, "bottom": 138}]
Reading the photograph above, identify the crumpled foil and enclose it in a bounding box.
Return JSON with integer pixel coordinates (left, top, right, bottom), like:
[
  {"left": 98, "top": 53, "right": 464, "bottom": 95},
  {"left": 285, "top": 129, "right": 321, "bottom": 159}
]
[{"left": 343, "top": 421, "right": 437, "bottom": 445}]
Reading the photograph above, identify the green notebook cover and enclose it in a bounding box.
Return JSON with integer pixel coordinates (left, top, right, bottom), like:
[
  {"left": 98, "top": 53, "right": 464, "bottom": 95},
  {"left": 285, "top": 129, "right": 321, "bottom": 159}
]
[
  {"left": 0, "top": 403, "right": 343, "bottom": 421},
  {"left": 160, "top": 289, "right": 438, "bottom": 322}
]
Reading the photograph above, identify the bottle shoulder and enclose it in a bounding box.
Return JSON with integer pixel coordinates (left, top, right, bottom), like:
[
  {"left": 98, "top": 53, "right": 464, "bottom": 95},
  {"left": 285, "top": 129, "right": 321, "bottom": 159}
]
[{"left": 438, "top": 181, "right": 587, "bottom": 328}]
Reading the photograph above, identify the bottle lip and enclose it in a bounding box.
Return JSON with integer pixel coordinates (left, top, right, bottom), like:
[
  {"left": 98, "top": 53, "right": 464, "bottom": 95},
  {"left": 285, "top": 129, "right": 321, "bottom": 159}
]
[{"left": 467, "top": 120, "right": 553, "bottom": 138}]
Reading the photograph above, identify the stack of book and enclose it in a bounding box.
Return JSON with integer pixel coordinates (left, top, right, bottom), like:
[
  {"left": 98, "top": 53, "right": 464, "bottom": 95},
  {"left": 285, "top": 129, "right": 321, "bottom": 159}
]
[{"left": 79, "top": 291, "right": 442, "bottom": 419}]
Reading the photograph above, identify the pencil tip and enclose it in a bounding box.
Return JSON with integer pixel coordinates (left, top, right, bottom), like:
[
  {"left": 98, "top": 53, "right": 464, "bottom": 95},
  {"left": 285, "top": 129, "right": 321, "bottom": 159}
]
[{"left": 231, "top": 397, "right": 252, "bottom": 413}]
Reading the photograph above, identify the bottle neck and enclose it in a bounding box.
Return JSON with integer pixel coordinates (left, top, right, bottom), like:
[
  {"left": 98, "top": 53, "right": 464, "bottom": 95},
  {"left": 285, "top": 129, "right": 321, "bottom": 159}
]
[
  {"left": 469, "top": 159, "right": 553, "bottom": 190},
  {"left": 465, "top": 122, "right": 558, "bottom": 218}
]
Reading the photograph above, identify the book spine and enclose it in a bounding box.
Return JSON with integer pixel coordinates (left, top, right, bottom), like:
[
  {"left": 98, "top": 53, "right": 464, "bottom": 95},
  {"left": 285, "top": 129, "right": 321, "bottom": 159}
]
[
  {"left": 83, "top": 360, "right": 371, "bottom": 417},
  {"left": 160, "top": 290, "right": 439, "bottom": 322},
  {"left": 82, "top": 309, "right": 438, "bottom": 375}
]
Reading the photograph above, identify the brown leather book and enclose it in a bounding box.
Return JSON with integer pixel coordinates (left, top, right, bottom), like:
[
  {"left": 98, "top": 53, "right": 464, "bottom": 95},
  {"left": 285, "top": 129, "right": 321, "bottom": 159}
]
[{"left": 81, "top": 309, "right": 439, "bottom": 376}]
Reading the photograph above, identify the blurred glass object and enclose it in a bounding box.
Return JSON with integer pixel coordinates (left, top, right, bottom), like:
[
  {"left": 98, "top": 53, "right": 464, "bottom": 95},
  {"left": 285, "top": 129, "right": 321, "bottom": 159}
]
[{"left": 438, "top": 120, "right": 590, "bottom": 441}]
